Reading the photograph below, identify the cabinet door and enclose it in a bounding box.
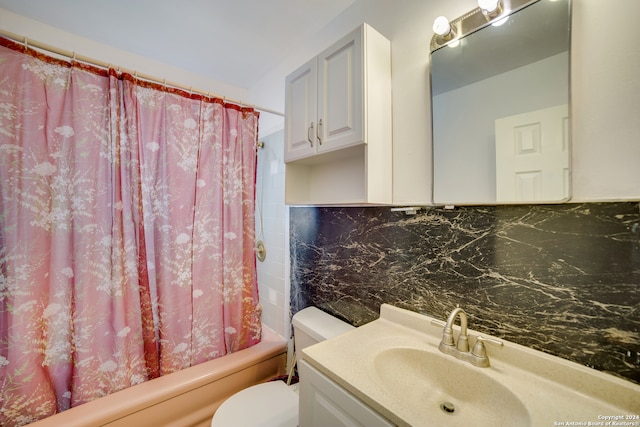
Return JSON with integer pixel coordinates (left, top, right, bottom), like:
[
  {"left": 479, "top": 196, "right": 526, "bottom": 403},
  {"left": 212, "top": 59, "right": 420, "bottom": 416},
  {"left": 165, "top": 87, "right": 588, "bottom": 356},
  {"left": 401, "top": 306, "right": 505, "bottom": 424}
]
[
  {"left": 316, "top": 26, "right": 364, "bottom": 154},
  {"left": 285, "top": 57, "right": 318, "bottom": 162},
  {"left": 299, "top": 360, "right": 395, "bottom": 427}
]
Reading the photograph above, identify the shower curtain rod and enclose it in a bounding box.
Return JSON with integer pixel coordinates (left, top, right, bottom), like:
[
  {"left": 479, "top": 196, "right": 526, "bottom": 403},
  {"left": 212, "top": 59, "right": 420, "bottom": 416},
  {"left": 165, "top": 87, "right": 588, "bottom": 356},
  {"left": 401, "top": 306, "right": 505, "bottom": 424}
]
[{"left": 0, "top": 29, "right": 284, "bottom": 117}]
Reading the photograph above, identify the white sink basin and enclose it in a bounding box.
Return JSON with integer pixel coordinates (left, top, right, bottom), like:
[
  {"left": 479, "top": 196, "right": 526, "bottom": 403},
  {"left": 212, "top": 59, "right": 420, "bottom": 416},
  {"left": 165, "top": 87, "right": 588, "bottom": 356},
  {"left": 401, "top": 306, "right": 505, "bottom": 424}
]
[
  {"left": 301, "top": 304, "right": 640, "bottom": 427},
  {"left": 373, "top": 347, "right": 531, "bottom": 426}
]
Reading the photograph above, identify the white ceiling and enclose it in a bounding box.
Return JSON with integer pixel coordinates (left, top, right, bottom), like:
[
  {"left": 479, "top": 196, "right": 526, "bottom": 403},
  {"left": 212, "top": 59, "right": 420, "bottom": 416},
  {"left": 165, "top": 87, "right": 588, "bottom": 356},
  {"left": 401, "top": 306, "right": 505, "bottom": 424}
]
[{"left": 0, "top": 0, "right": 357, "bottom": 89}]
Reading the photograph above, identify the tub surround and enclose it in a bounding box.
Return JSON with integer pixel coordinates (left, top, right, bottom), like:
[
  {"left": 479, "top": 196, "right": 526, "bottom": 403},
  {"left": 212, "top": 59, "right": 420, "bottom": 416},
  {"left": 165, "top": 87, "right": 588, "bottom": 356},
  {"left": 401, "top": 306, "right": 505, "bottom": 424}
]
[{"left": 290, "top": 202, "right": 640, "bottom": 384}]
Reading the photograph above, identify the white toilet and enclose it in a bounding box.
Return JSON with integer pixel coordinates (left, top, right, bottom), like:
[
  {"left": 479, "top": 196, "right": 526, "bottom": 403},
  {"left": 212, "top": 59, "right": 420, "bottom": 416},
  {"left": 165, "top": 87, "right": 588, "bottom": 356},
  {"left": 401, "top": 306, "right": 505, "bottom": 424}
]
[{"left": 210, "top": 306, "right": 354, "bottom": 427}]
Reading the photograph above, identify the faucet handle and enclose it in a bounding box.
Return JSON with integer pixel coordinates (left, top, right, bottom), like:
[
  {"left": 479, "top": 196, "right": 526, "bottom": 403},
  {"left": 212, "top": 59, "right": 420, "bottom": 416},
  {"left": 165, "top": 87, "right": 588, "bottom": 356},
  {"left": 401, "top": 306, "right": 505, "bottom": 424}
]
[{"left": 472, "top": 336, "right": 503, "bottom": 357}]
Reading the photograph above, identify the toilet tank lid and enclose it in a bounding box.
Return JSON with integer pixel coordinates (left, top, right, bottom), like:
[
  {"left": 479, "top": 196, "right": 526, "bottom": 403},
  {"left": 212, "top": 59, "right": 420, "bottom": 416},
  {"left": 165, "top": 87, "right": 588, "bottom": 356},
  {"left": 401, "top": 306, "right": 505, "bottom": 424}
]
[{"left": 292, "top": 306, "right": 355, "bottom": 342}]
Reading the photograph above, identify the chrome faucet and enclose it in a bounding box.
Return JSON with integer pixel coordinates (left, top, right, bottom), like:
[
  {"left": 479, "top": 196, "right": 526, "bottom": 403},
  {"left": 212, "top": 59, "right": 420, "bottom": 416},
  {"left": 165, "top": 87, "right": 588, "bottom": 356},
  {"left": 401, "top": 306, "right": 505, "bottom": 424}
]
[{"left": 435, "top": 307, "right": 503, "bottom": 368}]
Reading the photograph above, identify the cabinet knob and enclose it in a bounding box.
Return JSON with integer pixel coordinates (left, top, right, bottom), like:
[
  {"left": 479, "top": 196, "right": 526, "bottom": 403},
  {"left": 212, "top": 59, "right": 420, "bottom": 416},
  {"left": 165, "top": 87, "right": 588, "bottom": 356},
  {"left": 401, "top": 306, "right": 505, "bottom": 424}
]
[
  {"left": 317, "top": 119, "right": 323, "bottom": 145},
  {"left": 307, "top": 122, "right": 314, "bottom": 147}
]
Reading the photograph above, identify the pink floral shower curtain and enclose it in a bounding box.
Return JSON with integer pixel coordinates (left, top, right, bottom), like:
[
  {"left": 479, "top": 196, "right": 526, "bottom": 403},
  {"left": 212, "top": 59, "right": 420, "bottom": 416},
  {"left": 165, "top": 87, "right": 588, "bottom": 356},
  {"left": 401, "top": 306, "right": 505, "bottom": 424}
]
[{"left": 0, "top": 38, "right": 261, "bottom": 426}]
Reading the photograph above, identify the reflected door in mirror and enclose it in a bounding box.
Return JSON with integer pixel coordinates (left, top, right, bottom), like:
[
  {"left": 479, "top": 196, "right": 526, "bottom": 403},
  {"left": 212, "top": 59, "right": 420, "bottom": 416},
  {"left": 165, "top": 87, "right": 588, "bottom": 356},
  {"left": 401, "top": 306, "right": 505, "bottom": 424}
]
[{"left": 495, "top": 104, "right": 569, "bottom": 202}]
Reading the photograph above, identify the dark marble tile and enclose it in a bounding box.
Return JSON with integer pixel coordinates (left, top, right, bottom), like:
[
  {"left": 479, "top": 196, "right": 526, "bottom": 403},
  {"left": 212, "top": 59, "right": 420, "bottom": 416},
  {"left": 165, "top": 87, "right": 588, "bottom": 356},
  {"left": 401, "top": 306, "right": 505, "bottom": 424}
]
[{"left": 290, "top": 202, "right": 640, "bottom": 384}]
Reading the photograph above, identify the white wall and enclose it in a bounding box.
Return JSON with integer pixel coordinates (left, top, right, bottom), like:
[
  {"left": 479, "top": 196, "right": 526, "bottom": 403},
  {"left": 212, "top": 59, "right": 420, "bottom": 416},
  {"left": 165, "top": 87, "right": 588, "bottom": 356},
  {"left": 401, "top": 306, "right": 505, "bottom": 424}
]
[
  {"left": 570, "top": 0, "right": 640, "bottom": 201},
  {"left": 251, "top": 0, "right": 640, "bottom": 204},
  {"left": 255, "top": 130, "right": 289, "bottom": 338},
  {"left": 0, "top": 9, "right": 249, "bottom": 105},
  {"left": 250, "top": 0, "right": 475, "bottom": 205},
  {"left": 250, "top": 0, "right": 640, "bottom": 337},
  {"left": 3, "top": 0, "right": 639, "bottom": 339}
]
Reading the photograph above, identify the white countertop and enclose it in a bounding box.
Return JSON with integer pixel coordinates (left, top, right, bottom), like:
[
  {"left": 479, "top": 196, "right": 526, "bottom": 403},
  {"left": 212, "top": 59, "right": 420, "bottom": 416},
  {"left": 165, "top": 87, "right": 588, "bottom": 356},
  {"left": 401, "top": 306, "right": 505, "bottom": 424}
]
[{"left": 301, "top": 304, "right": 640, "bottom": 427}]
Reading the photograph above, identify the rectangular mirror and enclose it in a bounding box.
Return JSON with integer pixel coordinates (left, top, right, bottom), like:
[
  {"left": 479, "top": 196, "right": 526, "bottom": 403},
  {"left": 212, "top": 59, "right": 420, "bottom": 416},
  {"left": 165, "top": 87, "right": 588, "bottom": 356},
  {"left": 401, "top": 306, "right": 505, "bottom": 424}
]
[{"left": 431, "top": 0, "right": 571, "bottom": 205}]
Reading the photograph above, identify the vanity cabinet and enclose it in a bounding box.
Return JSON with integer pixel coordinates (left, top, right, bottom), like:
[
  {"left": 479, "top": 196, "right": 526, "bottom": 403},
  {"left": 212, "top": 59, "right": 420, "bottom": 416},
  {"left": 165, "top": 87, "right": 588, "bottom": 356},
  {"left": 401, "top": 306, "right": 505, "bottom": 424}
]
[
  {"left": 284, "top": 23, "right": 392, "bottom": 205},
  {"left": 299, "top": 360, "right": 394, "bottom": 427}
]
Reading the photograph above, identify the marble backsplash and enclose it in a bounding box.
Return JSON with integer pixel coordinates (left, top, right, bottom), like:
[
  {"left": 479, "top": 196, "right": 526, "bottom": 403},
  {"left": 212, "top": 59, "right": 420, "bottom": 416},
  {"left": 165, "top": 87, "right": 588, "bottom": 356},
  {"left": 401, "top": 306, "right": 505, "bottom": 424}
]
[{"left": 289, "top": 202, "right": 640, "bottom": 384}]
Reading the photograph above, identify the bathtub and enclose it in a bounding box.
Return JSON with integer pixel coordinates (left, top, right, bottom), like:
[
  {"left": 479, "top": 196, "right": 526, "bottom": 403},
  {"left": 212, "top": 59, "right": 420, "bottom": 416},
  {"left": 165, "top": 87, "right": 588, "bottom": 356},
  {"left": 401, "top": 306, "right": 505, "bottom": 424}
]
[{"left": 28, "top": 327, "right": 287, "bottom": 427}]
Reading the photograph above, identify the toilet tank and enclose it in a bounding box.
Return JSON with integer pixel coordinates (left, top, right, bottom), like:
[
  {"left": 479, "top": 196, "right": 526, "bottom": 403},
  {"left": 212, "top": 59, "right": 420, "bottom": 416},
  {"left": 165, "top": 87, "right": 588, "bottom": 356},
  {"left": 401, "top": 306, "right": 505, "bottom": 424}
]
[{"left": 292, "top": 307, "right": 355, "bottom": 350}]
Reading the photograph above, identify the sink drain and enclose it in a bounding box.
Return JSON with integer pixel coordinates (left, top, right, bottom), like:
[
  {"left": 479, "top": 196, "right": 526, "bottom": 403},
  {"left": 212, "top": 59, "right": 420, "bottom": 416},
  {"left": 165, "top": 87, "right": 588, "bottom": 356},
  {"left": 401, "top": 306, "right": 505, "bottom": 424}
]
[{"left": 440, "top": 401, "right": 456, "bottom": 414}]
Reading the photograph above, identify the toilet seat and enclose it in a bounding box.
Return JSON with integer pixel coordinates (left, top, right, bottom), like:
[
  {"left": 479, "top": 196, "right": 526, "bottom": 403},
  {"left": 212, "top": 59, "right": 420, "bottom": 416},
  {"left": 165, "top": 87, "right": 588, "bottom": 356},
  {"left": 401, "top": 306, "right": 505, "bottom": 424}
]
[{"left": 210, "top": 381, "right": 298, "bottom": 427}]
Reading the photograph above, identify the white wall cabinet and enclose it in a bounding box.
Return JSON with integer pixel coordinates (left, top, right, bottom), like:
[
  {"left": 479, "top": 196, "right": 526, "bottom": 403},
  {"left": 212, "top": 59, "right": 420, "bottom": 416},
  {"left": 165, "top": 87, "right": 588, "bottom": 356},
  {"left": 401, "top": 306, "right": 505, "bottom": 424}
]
[
  {"left": 299, "top": 360, "right": 395, "bottom": 427},
  {"left": 284, "top": 23, "right": 392, "bottom": 205},
  {"left": 284, "top": 58, "right": 318, "bottom": 161}
]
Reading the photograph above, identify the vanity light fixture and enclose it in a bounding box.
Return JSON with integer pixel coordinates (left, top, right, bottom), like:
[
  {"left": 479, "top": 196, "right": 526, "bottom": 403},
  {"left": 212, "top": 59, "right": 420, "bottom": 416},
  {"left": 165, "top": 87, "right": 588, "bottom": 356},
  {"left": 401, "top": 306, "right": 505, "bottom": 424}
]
[
  {"left": 430, "top": 0, "right": 533, "bottom": 51},
  {"left": 477, "top": 0, "right": 504, "bottom": 19},
  {"left": 432, "top": 16, "right": 457, "bottom": 43}
]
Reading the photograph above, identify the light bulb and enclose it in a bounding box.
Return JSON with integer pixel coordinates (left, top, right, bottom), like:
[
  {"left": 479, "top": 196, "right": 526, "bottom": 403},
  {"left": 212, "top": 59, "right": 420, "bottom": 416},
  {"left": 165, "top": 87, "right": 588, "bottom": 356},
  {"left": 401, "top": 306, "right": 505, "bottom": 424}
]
[
  {"left": 433, "top": 16, "right": 451, "bottom": 36},
  {"left": 478, "top": 0, "right": 500, "bottom": 13}
]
